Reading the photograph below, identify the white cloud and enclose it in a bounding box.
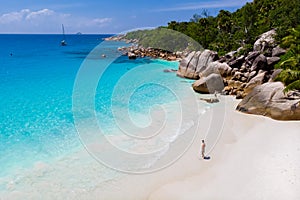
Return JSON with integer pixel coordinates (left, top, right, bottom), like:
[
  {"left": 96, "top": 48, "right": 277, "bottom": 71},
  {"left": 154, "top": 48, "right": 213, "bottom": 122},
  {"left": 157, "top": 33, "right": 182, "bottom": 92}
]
[
  {"left": 0, "top": 9, "right": 30, "bottom": 24},
  {"left": 90, "top": 18, "right": 112, "bottom": 26},
  {"left": 0, "top": 9, "right": 63, "bottom": 25},
  {"left": 153, "top": 0, "right": 251, "bottom": 12},
  {"left": 0, "top": 9, "right": 112, "bottom": 33},
  {"left": 25, "top": 9, "right": 55, "bottom": 20}
]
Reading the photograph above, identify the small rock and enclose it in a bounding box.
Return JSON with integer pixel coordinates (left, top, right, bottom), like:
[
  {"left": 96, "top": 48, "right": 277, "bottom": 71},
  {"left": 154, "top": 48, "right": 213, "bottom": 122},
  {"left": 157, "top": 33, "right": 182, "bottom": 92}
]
[
  {"left": 240, "top": 65, "right": 247, "bottom": 72},
  {"left": 176, "top": 51, "right": 183, "bottom": 56},
  {"left": 246, "top": 51, "right": 260, "bottom": 62},
  {"left": 236, "top": 91, "right": 245, "bottom": 99},
  {"left": 227, "top": 80, "right": 235, "bottom": 86},
  {"left": 233, "top": 71, "right": 243, "bottom": 81},
  {"left": 269, "top": 69, "right": 283, "bottom": 82},
  {"left": 253, "top": 29, "right": 277, "bottom": 52},
  {"left": 286, "top": 90, "right": 300, "bottom": 100},
  {"left": 163, "top": 69, "right": 177, "bottom": 73},
  {"left": 218, "top": 56, "right": 227, "bottom": 63},
  {"left": 241, "top": 83, "right": 247, "bottom": 89},
  {"left": 233, "top": 81, "right": 243, "bottom": 88},
  {"left": 241, "top": 77, "right": 248, "bottom": 82},
  {"left": 167, "top": 56, "right": 177, "bottom": 61},
  {"left": 272, "top": 46, "right": 286, "bottom": 57},
  {"left": 267, "top": 57, "right": 280, "bottom": 66},
  {"left": 225, "top": 51, "right": 237, "bottom": 58},
  {"left": 248, "top": 71, "right": 257, "bottom": 81},
  {"left": 231, "top": 89, "right": 238, "bottom": 95},
  {"left": 228, "top": 55, "right": 245, "bottom": 68},
  {"left": 128, "top": 52, "right": 137, "bottom": 59},
  {"left": 223, "top": 86, "right": 233, "bottom": 92},
  {"left": 244, "top": 72, "right": 266, "bottom": 94},
  {"left": 231, "top": 68, "right": 238, "bottom": 76},
  {"left": 251, "top": 54, "right": 267, "bottom": 71},
  {"left": 200, "top": 61, "right": 231, "bottom": 77},
  {"left": 199, "top": 97, "right": 220, "bottom": 103}
]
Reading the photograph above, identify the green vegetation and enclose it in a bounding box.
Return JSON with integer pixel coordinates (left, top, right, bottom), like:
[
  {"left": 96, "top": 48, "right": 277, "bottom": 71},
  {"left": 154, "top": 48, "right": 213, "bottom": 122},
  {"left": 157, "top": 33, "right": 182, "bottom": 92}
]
[
  {"left": 275, "top": 25, "right": 300, "bottom": 91},
  {"left": 166, "top": 0, "right": 300, "bottom": 55},
  {"left": 165, "top": 0, "right": 299, "bottom": 91},
  {"left": 284, "top": 80, "right": 300, "bottom": 92},
  {"left": 124, "top": 0, "right": 299, "bottom": 91},
  {"left": 276, "top": 69, "right": 300, "bottom": 86},
  {"left": 125, "top": 28, "right": 203, "bottom": 52}
]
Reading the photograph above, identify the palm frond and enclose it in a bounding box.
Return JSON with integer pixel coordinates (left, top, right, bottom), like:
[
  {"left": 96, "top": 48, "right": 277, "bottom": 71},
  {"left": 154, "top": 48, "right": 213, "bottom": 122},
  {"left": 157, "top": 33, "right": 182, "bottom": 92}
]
[
  {"left": 275, "top": 69, "right": 300, "bottom": 85},
  {"left": 284, "top": 80, "right": 300, "bottom": 92}
]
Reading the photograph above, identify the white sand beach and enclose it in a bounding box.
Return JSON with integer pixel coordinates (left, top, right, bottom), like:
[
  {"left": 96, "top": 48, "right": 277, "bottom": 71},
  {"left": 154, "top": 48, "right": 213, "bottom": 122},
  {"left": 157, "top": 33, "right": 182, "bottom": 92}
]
[
  {"left": 88, "top": 96, "right": 300, "bottom": 199},
  {"left": 1, "top": 96, "right": 299, "bottom": 200},
  {"left": 148, "top": 97, "right": 300, "bottom": 200}
]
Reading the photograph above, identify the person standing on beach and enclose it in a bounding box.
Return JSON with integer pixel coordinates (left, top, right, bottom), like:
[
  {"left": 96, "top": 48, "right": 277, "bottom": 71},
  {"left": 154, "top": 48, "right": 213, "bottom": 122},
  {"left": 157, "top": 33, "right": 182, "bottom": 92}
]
[{"left": 201, "top": 140, "right": 206, "bottom": 159}]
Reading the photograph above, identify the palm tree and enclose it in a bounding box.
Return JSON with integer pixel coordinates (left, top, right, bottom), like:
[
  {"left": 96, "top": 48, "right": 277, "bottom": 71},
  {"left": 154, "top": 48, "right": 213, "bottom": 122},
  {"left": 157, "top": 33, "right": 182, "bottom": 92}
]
[{"left": 276, "top": 25, "right": 300, "bottom": 91}]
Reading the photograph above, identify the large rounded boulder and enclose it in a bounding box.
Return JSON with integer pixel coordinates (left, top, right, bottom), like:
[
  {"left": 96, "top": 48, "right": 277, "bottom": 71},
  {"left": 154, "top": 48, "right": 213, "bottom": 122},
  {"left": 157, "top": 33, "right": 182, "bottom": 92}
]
[
  {"left": 192, "top": 73, "right": 224, "bottom": 94},
  {"left": 237, "top": 82, "right": 300, "bottom": 120}
]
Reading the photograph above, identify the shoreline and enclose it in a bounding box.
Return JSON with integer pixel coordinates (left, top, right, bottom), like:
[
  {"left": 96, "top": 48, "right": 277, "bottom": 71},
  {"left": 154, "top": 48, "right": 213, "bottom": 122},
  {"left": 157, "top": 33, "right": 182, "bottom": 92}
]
[
  {"left": 105, "top": 35, "right": 184, "bottom": 61},
  {"left": 87, "top": 38, "right": 300, "bottom": 198},
  {"left": 1, "top": 96, "right": 299, "bottom": 199},
  {"left": 85, "top": 96, "right": 300, "bottom": 199},
  {"left": 1, "top": 36, "right": 299, "bottom": 199},
  {"left": 105, "top": 30, "right": 300, "bottom": 121}
]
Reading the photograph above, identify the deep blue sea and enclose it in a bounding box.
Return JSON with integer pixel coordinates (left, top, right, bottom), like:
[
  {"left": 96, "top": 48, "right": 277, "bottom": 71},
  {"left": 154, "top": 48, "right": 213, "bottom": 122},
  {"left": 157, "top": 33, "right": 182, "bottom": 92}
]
[{"left": 0, "top": 34, "right": 198, "bottom": 182}]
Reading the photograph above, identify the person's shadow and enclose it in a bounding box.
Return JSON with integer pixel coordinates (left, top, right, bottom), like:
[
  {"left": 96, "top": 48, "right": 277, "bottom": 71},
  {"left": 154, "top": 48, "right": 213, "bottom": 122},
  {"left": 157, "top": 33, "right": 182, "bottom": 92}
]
[{"left": 204, "top": 156, "right": 211, "bottom": 160}]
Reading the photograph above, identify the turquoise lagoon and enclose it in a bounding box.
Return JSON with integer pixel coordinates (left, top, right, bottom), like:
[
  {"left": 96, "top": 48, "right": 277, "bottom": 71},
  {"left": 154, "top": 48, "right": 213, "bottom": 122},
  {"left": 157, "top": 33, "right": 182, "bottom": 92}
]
[{"left": 0, "top": 34, "right": 204, "bottom": 188}]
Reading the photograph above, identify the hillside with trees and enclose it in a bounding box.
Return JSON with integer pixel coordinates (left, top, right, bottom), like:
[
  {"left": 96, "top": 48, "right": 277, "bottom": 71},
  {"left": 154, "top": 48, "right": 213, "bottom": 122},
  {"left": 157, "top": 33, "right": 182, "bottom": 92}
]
[
  {"left": 167, "top": 0, "right": 299, "bottom": 54},
  {"left": 123, "top": 0, "right": 299, "bottom": 91}
]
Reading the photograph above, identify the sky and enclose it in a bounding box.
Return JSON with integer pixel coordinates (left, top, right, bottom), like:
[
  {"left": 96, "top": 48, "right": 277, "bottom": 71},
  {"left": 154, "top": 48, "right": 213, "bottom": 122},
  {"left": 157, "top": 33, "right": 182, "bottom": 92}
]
[{"left": 0, "top": 0, "right": 251, "bottom": 34}]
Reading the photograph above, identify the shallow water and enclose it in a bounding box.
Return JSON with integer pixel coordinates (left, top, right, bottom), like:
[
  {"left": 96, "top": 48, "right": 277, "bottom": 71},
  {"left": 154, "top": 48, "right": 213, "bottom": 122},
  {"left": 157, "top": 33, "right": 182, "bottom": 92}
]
[
  {"left": 0, "top": 34, "right": 111, "bottom": 177},
  {"left": 0, "top": 35, "right": 218, "bottom": 199}
]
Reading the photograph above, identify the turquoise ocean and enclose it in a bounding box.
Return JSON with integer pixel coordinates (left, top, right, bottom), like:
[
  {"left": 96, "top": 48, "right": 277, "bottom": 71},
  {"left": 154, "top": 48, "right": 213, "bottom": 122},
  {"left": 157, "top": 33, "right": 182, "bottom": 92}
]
[{"left": 0, "top": 34, "right": 207, "bottom": 193}]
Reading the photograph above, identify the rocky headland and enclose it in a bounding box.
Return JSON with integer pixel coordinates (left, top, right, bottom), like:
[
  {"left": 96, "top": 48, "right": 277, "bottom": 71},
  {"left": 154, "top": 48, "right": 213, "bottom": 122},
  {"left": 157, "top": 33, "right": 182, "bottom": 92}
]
[
  {"left": 106, "top": 30, "right": 300, "bottom": 120},
  {"left": 177, "top": 29, "right": 300, "bottom": 120},
  {"left": 105, "top": 35, "right": 184, "bottom": 61}
]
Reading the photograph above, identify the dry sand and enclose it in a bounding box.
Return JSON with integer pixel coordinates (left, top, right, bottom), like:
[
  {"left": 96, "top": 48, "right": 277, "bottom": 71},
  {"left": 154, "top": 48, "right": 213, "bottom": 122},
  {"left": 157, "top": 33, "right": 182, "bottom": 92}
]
[
  {"left": 148, "top": 97, "right": 300, "bottom": 200},
  {"left": 88, "top": 96, "right": 300, "bottom": 200}
]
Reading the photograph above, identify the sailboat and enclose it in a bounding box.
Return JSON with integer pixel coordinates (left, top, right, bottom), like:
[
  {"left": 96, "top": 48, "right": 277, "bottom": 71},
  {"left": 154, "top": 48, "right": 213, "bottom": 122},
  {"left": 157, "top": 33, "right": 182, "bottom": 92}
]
[{"left": 61, "top": 24, "right": 67, "bottom": 46}]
